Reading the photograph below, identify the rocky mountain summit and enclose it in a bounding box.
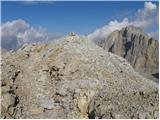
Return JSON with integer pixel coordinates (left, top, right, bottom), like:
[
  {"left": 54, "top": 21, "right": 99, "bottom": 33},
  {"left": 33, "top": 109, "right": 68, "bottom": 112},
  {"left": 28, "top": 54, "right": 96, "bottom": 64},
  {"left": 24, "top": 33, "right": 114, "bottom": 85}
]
[
  {"left": 1, "top": 34, "right": 159, "bottom": 118},
  {"left": 97, "top": 26, "right": 159, "bottom": 82}
]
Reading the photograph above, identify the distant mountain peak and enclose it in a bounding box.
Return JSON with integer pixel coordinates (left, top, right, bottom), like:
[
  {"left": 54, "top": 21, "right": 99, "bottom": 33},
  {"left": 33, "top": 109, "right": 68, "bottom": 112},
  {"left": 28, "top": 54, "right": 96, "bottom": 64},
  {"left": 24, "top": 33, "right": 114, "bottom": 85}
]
[
  {"left": 97, "top": 26, "right": 159, "bottom": 82},
  {"left": 121, "top": 25, "right": 146, "bottom": 36}
]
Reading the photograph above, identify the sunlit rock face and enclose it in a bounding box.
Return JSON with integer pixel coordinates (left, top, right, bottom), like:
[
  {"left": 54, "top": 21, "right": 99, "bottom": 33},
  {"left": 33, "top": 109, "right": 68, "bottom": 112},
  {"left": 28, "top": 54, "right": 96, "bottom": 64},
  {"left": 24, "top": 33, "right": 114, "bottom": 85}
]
[
  {"left": 97, "top": 26, "right": 159, "bottom": 82},
  {"left": 1, "top": 34, "right": 159, "bottom": 119}
]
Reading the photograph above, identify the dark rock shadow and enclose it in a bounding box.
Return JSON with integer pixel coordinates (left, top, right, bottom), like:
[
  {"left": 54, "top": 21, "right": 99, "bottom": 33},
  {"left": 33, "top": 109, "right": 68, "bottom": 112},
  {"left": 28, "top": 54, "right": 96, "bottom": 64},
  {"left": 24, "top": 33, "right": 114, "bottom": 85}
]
[
  {"left": 88, "top": 109, "right": 96, "bottom": 119},
  {"left": 152, "top": 73, "right": 159, "bottom": 79}
]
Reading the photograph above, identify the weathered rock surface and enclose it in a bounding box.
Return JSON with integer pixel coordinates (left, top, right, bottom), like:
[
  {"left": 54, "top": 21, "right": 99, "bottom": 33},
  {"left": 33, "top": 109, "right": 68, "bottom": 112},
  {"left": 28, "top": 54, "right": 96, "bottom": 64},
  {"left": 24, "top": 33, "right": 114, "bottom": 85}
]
[
  {"left": 97, "top": 26, "right": 159, "bottom": 82},
  {"left": 1, "top": 34, "right": 159, "bottom": 118}
]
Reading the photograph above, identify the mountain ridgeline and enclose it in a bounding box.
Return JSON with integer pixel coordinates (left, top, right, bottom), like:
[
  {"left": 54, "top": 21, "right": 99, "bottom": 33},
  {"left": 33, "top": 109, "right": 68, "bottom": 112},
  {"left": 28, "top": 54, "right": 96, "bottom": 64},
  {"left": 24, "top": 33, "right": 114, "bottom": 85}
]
[{"left": 97, "top": 26, "right": 159, "bottom": 81}]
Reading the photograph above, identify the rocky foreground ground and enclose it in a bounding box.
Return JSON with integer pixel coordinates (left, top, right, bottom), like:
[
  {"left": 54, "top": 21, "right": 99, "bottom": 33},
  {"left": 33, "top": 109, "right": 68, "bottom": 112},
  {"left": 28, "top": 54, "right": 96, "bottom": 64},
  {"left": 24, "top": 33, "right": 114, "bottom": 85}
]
[{"left": 1, "top": 34, "right": 159, "bottom": 118}]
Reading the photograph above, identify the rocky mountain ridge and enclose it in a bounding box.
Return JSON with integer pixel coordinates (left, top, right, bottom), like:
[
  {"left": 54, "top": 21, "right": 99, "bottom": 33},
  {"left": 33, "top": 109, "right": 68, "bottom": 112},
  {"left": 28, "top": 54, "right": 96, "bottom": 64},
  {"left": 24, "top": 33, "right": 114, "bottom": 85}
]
[{"left": 1, "top": 34, "right": 159, "bottom": 118}]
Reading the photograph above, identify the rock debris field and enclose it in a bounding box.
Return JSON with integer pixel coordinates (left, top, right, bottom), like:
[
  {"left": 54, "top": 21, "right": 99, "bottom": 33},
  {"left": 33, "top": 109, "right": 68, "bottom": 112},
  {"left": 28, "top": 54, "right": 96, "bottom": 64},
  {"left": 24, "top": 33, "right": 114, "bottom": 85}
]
[{"left": 1, "top": 34, "right": 159, "bottom": 119}]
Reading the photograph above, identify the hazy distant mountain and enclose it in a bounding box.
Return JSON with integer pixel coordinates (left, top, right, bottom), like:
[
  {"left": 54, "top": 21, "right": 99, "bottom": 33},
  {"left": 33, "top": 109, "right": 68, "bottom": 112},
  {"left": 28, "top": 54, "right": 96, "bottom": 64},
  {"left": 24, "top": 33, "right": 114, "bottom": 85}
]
[
  {"left": 1, "top": 34, "right": 158, "bottom": 119},
  {"left": 97, "top": 26, "right": 159, "bottom": 82}
]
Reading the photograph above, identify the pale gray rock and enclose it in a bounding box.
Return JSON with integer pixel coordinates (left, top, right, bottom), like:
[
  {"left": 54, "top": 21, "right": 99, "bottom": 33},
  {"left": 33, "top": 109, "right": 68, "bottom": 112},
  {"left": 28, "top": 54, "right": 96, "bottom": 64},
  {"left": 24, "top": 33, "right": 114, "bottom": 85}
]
[{"left": 1, "top": 34, "right": 159, "bottom": 119}]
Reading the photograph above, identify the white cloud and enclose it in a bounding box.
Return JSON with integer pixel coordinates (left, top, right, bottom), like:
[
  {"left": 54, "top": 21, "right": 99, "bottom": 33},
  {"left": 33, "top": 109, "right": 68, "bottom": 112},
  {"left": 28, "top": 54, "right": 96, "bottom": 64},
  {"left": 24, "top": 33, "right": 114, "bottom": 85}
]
[
  {"left": 1, "top": 19, "right": 59, "bottom": 50},
  {"left": 1, "top": 19, "right": 30, "bottom": 50},
  {"left": 17, "top": 27, "right": 49, "bottom": 45},
  {"left": 1, "top": 19, "right": 29, "bottom": 40},
  {"left": 134, "top": 2, "right": 158, "bottom": 28},
  {"left": 88, "top": 18, "right": 129, "bottom": 40},
  {"left": 88, "top": 2, "right": 158, "bottom": 40},
  {"left": 144, "top": 1, "right": 157, "bottom": 10}
]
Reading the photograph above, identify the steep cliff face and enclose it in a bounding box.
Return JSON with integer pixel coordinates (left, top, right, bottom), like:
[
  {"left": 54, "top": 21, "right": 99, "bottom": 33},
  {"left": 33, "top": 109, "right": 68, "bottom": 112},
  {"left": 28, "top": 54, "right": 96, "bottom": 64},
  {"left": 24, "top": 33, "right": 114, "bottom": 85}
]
[
  {"left": 1, "top": 34, "right": 159, "bottom": 119},
  {"left": 98, "top": 26, "right": 159, "bottom": 81}
]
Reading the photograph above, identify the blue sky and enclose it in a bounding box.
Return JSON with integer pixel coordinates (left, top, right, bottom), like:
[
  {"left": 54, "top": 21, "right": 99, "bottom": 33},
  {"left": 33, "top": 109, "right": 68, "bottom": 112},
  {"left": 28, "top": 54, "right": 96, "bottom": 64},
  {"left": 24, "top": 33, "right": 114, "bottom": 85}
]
[
  {"left": 2, "top": 1, "right": 158, "bottom": 35},
  {"left": 1, "top": 1, "right": 159, "bottom": 50}
]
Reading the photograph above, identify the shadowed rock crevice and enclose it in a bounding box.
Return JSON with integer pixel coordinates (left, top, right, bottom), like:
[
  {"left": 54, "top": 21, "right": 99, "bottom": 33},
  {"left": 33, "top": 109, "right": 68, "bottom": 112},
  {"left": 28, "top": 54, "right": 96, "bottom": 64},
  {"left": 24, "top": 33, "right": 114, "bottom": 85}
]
[
  {"left": 123, "top": 41, "right": 132, "bottom": 58},
  {"left": 152, "top": 73, "right": 159, "bottom": 79},
  {"left": 88, "top": 109, "right": 96, "bottom": 119}
]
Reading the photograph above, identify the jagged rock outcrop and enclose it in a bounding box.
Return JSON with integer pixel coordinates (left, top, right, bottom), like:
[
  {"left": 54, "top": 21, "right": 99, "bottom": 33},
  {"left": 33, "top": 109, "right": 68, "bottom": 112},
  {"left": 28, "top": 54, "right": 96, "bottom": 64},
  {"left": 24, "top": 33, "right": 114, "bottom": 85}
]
[
  {"left": 97, "top": 26, "right": 159, "bottom": 82},
  {"left": 1, "top": 34, "right": 159, "bottom": 119}
]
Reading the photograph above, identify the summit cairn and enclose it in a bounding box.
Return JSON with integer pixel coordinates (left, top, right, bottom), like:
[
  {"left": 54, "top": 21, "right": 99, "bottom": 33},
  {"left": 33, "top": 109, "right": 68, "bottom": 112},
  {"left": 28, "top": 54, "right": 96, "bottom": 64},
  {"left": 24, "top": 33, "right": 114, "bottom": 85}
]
[{"left": 69, "top": 32, "right": 76, "bottom": 36}]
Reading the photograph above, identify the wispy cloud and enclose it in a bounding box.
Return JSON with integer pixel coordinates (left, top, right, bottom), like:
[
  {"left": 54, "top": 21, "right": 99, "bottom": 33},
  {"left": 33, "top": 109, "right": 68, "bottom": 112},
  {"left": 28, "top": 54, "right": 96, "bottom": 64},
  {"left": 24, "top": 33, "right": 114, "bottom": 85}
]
[
  {"left": 88, "top": 2, "right": 159, "bottom": 40},
  {"left": 148, "top": 32, "right": 159, "bottom": 39},
  {"left": 22, "top": 0, "right": 54, "bottom": 5}
]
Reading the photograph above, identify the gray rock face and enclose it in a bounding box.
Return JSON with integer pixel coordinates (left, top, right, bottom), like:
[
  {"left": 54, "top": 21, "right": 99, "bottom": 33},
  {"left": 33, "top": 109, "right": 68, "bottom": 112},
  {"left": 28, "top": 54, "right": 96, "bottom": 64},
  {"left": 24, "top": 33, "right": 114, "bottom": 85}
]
[
  {"left": 1, "top": 35, "right": 159, "bottom": 119},
  {"left": 97, "top": 26, "right": 159, "bottom": 82}
]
